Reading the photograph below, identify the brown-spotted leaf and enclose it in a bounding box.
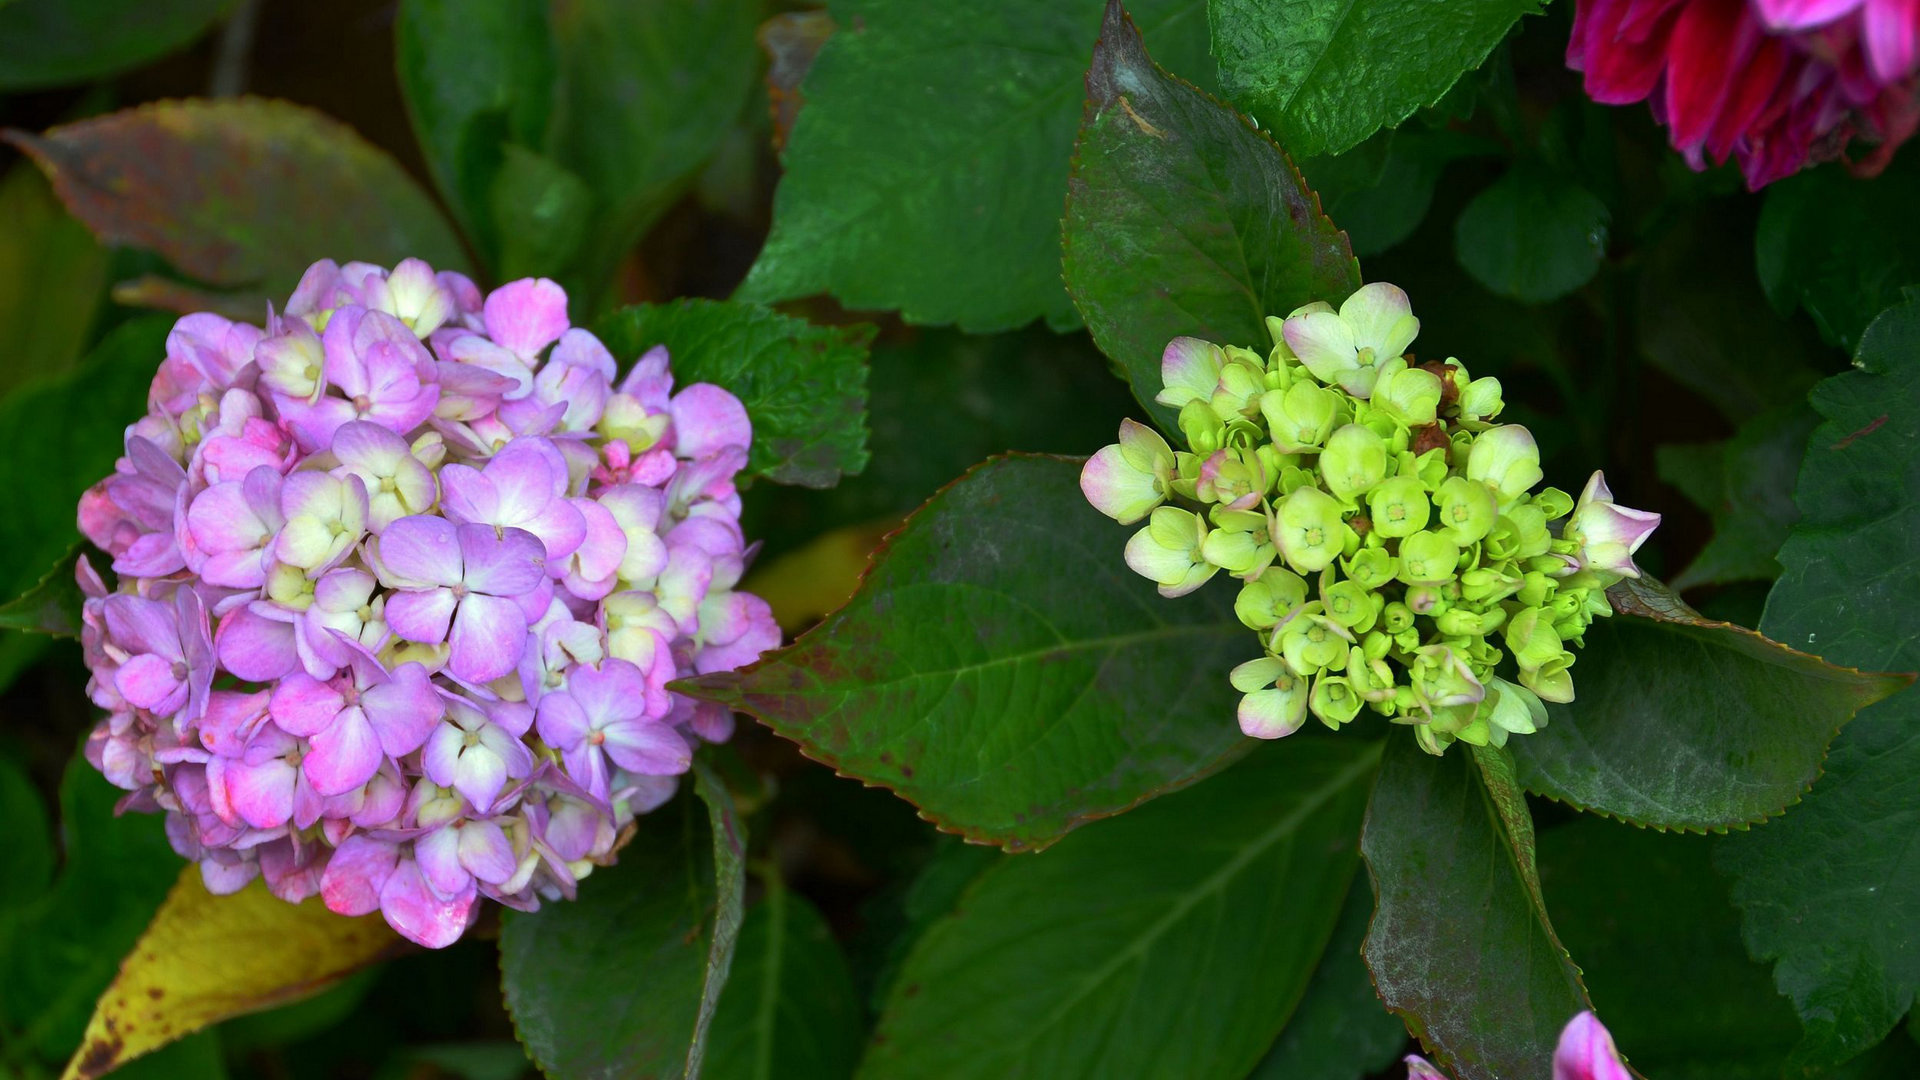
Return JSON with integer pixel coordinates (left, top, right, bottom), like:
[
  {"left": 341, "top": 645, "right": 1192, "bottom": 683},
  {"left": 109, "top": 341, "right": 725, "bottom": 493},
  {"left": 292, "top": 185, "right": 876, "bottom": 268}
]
[
  {"left": 8, "top": 98, "right": 469, "bottom": 302},
  {"left": 679, "top": 453, "right": 1250, "bottom": 852},
  {"left": 61, "top": 868, "right": 407, "bottom": 1080},
  {"left": 1509, "top": 576, "right": 1912, "bottom": 832}
]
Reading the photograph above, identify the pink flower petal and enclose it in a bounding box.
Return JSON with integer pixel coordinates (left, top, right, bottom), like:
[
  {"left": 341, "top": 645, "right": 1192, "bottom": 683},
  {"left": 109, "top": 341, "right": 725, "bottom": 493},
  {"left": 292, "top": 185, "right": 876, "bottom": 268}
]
[
  {"left": 482, "top": 278, "right": 569, "bottom": 358},
  {"left": 670, "top": 384, "right": 752, "bottom": 458},
  {"left": 268, "top": 673, "right": 346, "bottom": 737},
  {"left": 303, "top": 707, "right": 384, "bottom": 796},
  {"left": 448, "top": 593, "right": 530, "bottom": 684},
  {"left": 377, "top": 515, "right": 464, "bottom": 588},
  {"left": 385, "top": 587, "right": 459, "bottom": 645},
  {"left": 322, "top": 834, "right": 400, "bottom": 917},
  {"left": 380, "top": 857, "right": 478, "bottom": 948}
]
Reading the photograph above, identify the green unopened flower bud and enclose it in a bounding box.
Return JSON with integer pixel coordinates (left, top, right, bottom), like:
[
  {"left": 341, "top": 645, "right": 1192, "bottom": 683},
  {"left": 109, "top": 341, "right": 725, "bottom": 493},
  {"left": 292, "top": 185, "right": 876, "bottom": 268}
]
[
  {"left": 1179, "top": 400, "right": 1226, "bottom": 454},
  {"left": 1277, "top": 465, "right": 1317, "bottom": 495},
  {"left": 1521, "top": 650, "right": 1576, "bottom": 703},
  {"left": 1396, "top": 531, "right": 1462, "bottom": 587},
  {"left": 1516, "top": 570, "right": 1555, "bottom": 607},
  {"left": 1347, "top": 649, "right": 1398, "bottom": 703},
  {"left": 1381, "top": 601, "right": 1416, "bottom": 634},
  {"left": 1360, "top": 628, "right": 1394, "bottom": 661},
  {"left": 1322, "top": 579, "right": 1383, "bottom": 633},
  {"left": 1261, "top": 380, "right": 1343, "bottom": 453},
  {"left": 1433, "top": 475, "right": 1498, "bottom": 545},
  {"left": 1310, "top": 673, "right": 1365, "bottom": 728},
  {"left": 1466, "top": 425, "right": 1543, "bottom": 507},
  {"left": 1459, "top": 567, "right": 1522, "bottom": 605},
  {"left": 1276, "top": 486, "right": 1347, "bottom": 573},
  {"left": 1210, "top": 360, "right": 1267, "bottom": 421},
  {"left": 1503, "top": 606, "right": 1564, "bottom": 671},
  {"left": 1373, "top": 364, "right": 1444, "bottom": 427},
  {"left": 1342, "top": 546, "right": 1397, "bottom": 589},
  {"left": 1531, "top": 486, "right": 1574, "bottom": 521},
  {"left": 1366, "top": 475, "right": 1432, "bottom": 538},
  {"left": 1405, "top": 585, "right": 1447, "bottom": 616},
  {"left": 1281, "top": 610, "right": 1352, "bottom": 677},
  {"left": 1234, "top": 567, "right": 1309, "bottom": 630},
  {"left": 1411, "top": 644, "right": 1486, "bottom": 709},
  {"left": 1321, "top": 424, "right": 1389, "bottom": 502},
  {"left": 1435, "top": 605, "right": 1506, "bottom": 637},
  {"left": 1235, "top": 660, "right": 1310, "bottom": 739},
  {"left": 1458, "top": 375, "right": 1504, "bottom": 421}
]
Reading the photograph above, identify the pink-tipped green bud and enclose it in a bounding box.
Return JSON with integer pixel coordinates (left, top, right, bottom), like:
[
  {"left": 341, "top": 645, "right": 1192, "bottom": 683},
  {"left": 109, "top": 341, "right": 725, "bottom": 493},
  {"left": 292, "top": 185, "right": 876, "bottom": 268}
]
[
  {"left": 1156, "top": 336, "right": 1227, "bottom": 409},
  {"left": 1566, "top": 471, "right": 1661, "bottom": 582},
  {"left": 1554, "top": 1011, "right": 1632, "bottom": 1080},
  {"left": 1081, "top": 419, "right": 1176, "bottom": 524},
  {"left": 1194, "top": 447, "right": 1269, "bottom": 511},
  {"left": 1232, "top": 657, "right": 1309, "bottom": 738},
  {"left": 1276, "top": 486, "right": 1348, "bottom": 573}
]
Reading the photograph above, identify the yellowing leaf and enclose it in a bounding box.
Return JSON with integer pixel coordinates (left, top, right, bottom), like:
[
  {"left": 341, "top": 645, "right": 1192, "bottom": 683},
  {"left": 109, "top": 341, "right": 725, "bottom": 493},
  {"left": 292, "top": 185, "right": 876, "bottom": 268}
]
[
  {"left": 743, "top": 518, "right": 895, "bottom": 634},
  {"left": 62, "top": 868, "right": 407, "bottom": 1080}
]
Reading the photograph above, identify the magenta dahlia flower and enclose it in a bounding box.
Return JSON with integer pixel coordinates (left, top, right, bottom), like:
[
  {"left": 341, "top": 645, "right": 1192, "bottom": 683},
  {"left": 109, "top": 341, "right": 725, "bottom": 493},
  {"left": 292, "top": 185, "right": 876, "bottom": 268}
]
[
  {"left": 76, "top": 258, "right": 779, "bottom": 947},
  {"left": 1568, "top": 0, "right": 1920, "bottom": 187}
]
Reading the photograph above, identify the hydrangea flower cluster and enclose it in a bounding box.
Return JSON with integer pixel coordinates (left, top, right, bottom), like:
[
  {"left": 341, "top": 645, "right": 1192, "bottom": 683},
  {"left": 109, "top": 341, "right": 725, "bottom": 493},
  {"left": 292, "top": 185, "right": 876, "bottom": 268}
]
[
  {"left": 75, "top": 258, "right": 778, "bottom": 947},
  {"left": 1079, "top": 283, "right": 1660, "bottom": 755},
  {"left": 1568, "top": 0, "right": 1920, "bottom": 188}
]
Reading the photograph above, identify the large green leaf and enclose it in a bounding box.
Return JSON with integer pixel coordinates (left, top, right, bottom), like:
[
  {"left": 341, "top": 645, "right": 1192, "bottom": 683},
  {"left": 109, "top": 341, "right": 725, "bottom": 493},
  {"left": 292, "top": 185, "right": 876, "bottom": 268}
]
[
  {"left": 0, "top": 0, "right": 233, "bottom": 90},
  {"left": 0, "top": 317, "right": 170, "bottom": 606},
  {"left": 1207, "top": 0, "right": 1540, "bottom": 158},
  {"left": 1246, "top": 878, "right": 1408, "bottom": 1080},
  {"left": 1452, "top": 163, "right": 1609, "bottom": 304},
  {"left": 8, "top": 99, "right": 469, "bottom": 302},
  {"left": 547, "top": 0, "right": 762, "bottom": 307},
  {"left": 0, "top": 755, "right": 53, "bottom": 911},
  {"left": 1657, "top": 403, "right": 1818, "bottom": 590},
  {"left": 739, "top": 0, "right": 1214, "bottom": 334},
  {"left": 1716, "top": 295, "right": 1920, "bottom": 1072},
  {"left": 1062, "top": 0, "right": 1360, "bottom": 435},
  {"left": 690, "top": 762, "right": 748, "bottom": 1079},
  {"left": 1509, "top": 576, "right": 1908, "bottom": 832},
  {"left": 860, "top": 739, "right": 1380, "bottom": 1080},
  {"left": 706, "top": 881, "right": 864, "bottom": 1080},
  {"left": 681, "top": 454, "right": 1252, "bottom": 852},
  {"left": 394, "top": 0, "right": 556, "bottom": 272},
  {"left": 500, "top": 785, "right": 739, "bottom": 1080},
  {"left": 0, "top": 758, "right": 180, "bottom": 1062},
  {"left": 594, "top": 299, "right": 873, "bottom": 489},
  {"left": 1298, "top": 127, "right": 1493, "bottom": 259},
  {"left": 1539, "top": 819, "right": 1799, "bottom": 1080},
  {"left": 0, "top": 162, "right": 108, "bottom": 397},
  {"left": 0, "top": 546, "right": 85, "bottom": 637},
  {"left": 1757, "top": 155, "right": 1920, "bottom": 352},
  {"left": 1362, "top": 741, "right": 1591, "bottom": 1080}
]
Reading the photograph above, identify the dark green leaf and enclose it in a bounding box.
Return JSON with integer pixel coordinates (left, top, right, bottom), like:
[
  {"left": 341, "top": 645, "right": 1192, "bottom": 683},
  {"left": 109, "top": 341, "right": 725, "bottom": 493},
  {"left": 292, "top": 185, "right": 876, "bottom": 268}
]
[
  {"left": 0, "top": 317, "right": 170, "bottom": 605},
  {"left": 706, "top": 882, "right": 863, "bottom": 1080},
  {"left": 1247, "top": 878, "right": 1408, "bottom": 1080},
  {"left": 1362, "top": 741, "right": 1590, "bottom": 1080},
  {"left": 7, "top": 99, "right": 470, "bottom": 300},
  {"left": 0, "top": 754, "right": 52, "bottom": 911},
  {"left": 594, "top": 299, "right": 873, "bottom": 489},
  {"left": 1298, "top": 127, "right": 1493, "bottom": 259},
  {"left": 0, "top": 546, "right": 84, "bottom": 637},
  {"left": 861, "top": 838, "right": 1005, "bottom": 1012},
  {"left": 739, "top": 0, "right": 1215, "bottom": 334},
  {"left": 1716, "top": 294, "right": 1920, "bottom": 1072},
  {"left": 500, "top": 791, "right": 727, "bottom": 1080},
  {"left": 394, "top": 0, "right": 555, "bottom": 270},
  {"left": 680, "top": 455, "right": 1252, "bottom": 851},
  {"left": 0, "top": 162, "right": 108, "bottom": 397},
  {"left": 1657, "top": 403, "right": 1819, "bottom": 590},
  {"left": 1756, "top": 155, "right": 1920, "bottom": 352},
  {"left": 548, "top": 0, "right": 762, "bottom": 307},
  {"left": 690, "top": 761, "right": 748, "bottom": 1078},
  {"left": 0, "top": 0, "right": 233, "bottom": 90},
  {"left": 1510, "top": 576, "right": 1908, "bottom": 832},
  {"left": 1539, "top": 819, "right": 1798, "bottom": 1080},
  {"left": 1453, "top": 163, "right": 1608, "bottom": 304},
  {"left": 0, "top": 757, "right": 180, "bottom": 1061},
  {"left": 1208, "top": 0, "right": 1540, "bottom": 157},
  {"left": 1063, "top": 0, "right": 1360, "bottom": 434},
  {"left": 861, "top": 739, "right": 1380, "bottom": 1080},
  {"left": 489, "top": 146, "right": 593, "bottom": 283}
]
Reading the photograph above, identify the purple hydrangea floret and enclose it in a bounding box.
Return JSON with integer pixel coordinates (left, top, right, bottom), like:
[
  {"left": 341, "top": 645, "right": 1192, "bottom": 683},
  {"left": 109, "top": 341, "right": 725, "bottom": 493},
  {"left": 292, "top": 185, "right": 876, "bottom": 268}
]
[{"left": 75, "top": 258, "right": 779, "bottom": 947}]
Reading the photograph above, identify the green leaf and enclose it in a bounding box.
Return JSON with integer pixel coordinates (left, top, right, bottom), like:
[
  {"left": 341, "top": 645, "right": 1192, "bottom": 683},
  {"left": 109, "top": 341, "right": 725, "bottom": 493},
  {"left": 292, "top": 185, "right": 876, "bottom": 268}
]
[
  {"left": 860, "top": 739, "right": 1380, "bottom": 1080},
  {"left": 1657, "top": 403, "right": 1819, "bottom": 590},
  {"left": 594, "top": 299, "right": 874, "bottom": 489},
  {"left": 1298, "top": 127, "right": 1493, "bottom": 259},
  {"left": 1715, "top": 294, "right": 1920, "bottom": 1072},
  {"left": 706, "top": 881, "right": 864, "bottom": 1080},
  {"left": 489, "top": 146, "right": 593, "bottom": 283},
  {"left": 1452, "top": 163, "right": 1608, "bottom": 304},
  {"left": 1510, "top": 576, "right": 1909, "bottom": 832},
  {"left": 394, "top": 0, "right": 555, "bottom": 270},
  {"left": 0, "top": 317, "right": 171, "bottom": 606},
  {"left": 548, "top": 0, "right": 762, "bottom": 308},
  {"left": 1756, "top": 155, "right": 1920, "bottom": 353},
  {"left": 739, "top": 0, "right": 1215, "bottom": 334},
  {"left": 0, "top": 755, "right": 52, "bottom": 910},
  {"left": 689, "top": 761, "right": 748, "bottom": 1079},
  {"left": 0, "top": 546, "right": 84, "bottom": 637},
  {"left": 1208, "top": 0, "right": 1540, "bottom": 157},
  {"left": 500, "top": 789, "right": 734, "bottom": 1080},
  {"left": 680, "top": 454, "right": 1252, "bottom": 851},
  {"left": 0, "top": 757, "right": 180, "bottom": 1062},
  {"left": 7, "top": 98, "right": 469, "bottom": 301},
  {"left": 0, "top": 0, "right": 234, "bottom": 90},
  {"left": 0, "top": 162, "right": 107, "bottom": 397},
  {"left": 1246, "top": 878, "right": 1408, "bottom": 1080},
  {"left": 1362, "top": 741, "right": 1591, "bottom": 1080},
  {"left": 1062, "top": 0, "right": 1360, "bottom": 435},
  {"left": 1539, "top": 819, "right": 1799, "bottom": 1080}
]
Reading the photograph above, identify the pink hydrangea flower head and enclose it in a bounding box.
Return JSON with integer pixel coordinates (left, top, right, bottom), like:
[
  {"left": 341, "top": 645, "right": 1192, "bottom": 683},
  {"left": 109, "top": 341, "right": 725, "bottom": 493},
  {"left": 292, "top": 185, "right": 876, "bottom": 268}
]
[{"left": 70, "top": 259, "right": 778, "bottom": 948}]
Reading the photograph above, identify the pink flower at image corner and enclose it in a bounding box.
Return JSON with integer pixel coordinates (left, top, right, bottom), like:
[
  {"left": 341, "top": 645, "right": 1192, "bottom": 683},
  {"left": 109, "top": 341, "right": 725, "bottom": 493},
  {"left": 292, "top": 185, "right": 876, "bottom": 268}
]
[
  {"left": 74, "top": 257, "right": 782, "bottom": 948},
  {"left": 1406, "top": 1011, "right": 1633, "bottom": 1080},
  {"left": 1568, "top": 0, "right": 1920, "bottom": 188}
]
